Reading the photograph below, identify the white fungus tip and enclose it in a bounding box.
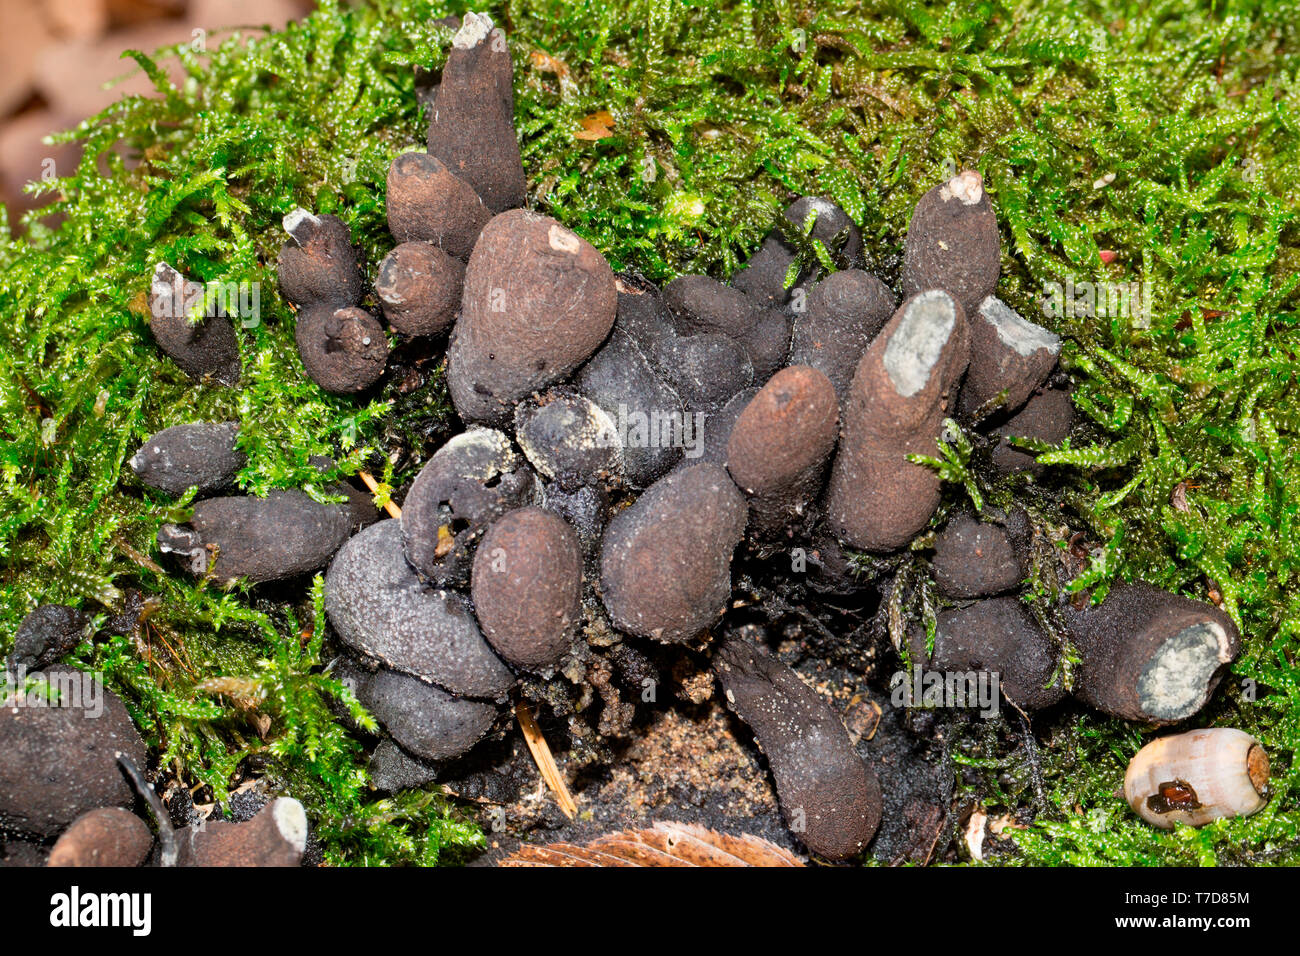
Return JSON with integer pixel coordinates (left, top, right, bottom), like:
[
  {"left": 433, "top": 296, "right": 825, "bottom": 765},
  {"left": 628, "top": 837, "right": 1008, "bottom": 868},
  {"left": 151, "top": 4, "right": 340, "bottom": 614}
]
[
  {"left": 547, "top": 224, "right": 581, "bottom": 254},
  {"left": 151, "top": 262, "right": 183, "bottom": 303},
  {"left": 283, "top": 208, "right": 321, "bottom": 244},
  {"left": 271, "top": 797, "right": 308, "bottom": 853},
  {"left": 453, "top": 11, "right": 494, "bottom": 49},
  {"left": 884, "top": 290, "right": 957, "bottom": 398},
  {"left": 1137, "top": 621, "right": 1228, "bottom": 721},
  {"left": 979, "top": 296, "right": 1060, "bottom": 357},
  {"left": 942, "top": 169, "right": 984, "bottom": 205}
]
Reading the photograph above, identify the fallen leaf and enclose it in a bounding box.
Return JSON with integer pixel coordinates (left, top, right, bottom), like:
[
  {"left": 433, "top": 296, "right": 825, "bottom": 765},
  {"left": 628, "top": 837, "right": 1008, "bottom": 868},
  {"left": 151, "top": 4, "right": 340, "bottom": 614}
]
[
  {"left": 1171, "top": 481, "right": 1189, "bottom": 513},
  {"left": 964, "top": 807, "right": 988, "bottom": 862},
  {"left": 843, "top": 695, "right": 882, "bottom": 745},
  {"left": 434, "top": 523, "right": 455, "bottom": 558},
  {"left": 575, "top": 110, "right": 615, "bottom": 141},
  {"left": 988, "top": 813, "right": 1023, "bottom": 835},
  {"left": 530, "top": 49, "right": 570, "bottom": 83},
  {"left": 499, "top": 821, "right": 804, "bottom": 867}
]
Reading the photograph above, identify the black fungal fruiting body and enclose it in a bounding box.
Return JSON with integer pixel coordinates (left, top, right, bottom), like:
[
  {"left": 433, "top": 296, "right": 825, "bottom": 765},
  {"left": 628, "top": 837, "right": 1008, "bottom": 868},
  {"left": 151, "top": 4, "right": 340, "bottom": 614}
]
[
  {"left": 663, "top": 274, "right": 787, "bottom": 380},
  {"left": 158, "top": 489, "right": 353, "bottom": 584},
  {"left": 901, "top": 170, "right": 1001, "bottom": 315},
  {"left": 325, "top": 519, "right": 514, "bottom": 699},
  {"left": 576, "top": 329, "right": 686, "bottom": 487},
  {"left": 376, "top": 241, "right": 465, "bottom": 337},
  {"left": 294, "top": 304, "right": 388, "bottom": 394},
  {"left": 957, "top": 296, "right": 1060, "bottom": 419},
  {"left": 826, "top": 290, "right": 970, "bottom": 551},
  {"left": 426, "top": 12, "right": 525, "bottom": 214},
  {"left": 664, "top": 274, "right": 759, "bottom": 340},
  {"left": 784, "top": 195, "right": 864, "bottom": 267},
  {"left": 175, "top": 797, "right": 307, "bottom": 867},
  {"left": 276, "top": 210, "right": 364, "bottom": 308},
  {"left": 930, "top": 512, "right": 1027, "bottom": 598},
  {"left": 1064, "top": 583, "right": 1240, "bottom": 724},
  {"left": 991, "top": 385, "right": 1074, "bottom": 476},
  {"left": 400, "top": 428, "right": 537, "bottom": 588},
  {"left": 368, "top": 740, "right": 440, "bottom": 793},
  {"left": 731, "top": 196, "right": 863, "bottom": 308},
  {"left": 148, "top": 263, "right": 241, "bottom": 386},
  {"left": 7, "top": 604, "right": 92, "bottom": 671},
  {"left": 917, "top": 597, "right": 1065, "bottom": 711},
  {"left": 213, "top": 17, "right": 1254, "bottom": 862},
  {"left": 48, "top": 808, "right": 153, "bottom": 868},
  {"left": 541, "top": 483, "right": 609, "bottom": 567},
  {"left": 0, "top": 667, "right": 147, "bottom": 838},
  {"left": 471, "top": 506, "right": 582, "bottom": 671},
  {"left": 655, "top": 333, "right": 754, "bottom": 414},
  {"left": 386, "top": 151, "right": 490, "bottom": 258},
  {"left": 748, "top": 307, "right": 795, "bottom": 383},
  {"left": 791, "top": 269, "right": 896, "bottom": 405},
  {"left": 129, "top": 421, "right": 245, "bottom": 497},
  {"left": 726, "top": 364, "right": 838, "bottom": 540},
  {"left": 353, "top": 665, "right": 498, "bottom": 762},
  {"left": 447, "top": 210, "right": 618, "bottom": 425},
  {"left": 697, "top": 387, "right": 758, "bottom": 465},
  {"left": 600, "top": 463, "right": 747, "bottom": 643},
  {"left": 611, "top": 275, "right": 677, "bottom": 354},
  {"left": 514, "top": 393, "right": 623, "bottom": 490},
  {"left": 713, "top": 634, "right": 881, "bottom": 861},
  {"left": 730, "top": 235, "right": 795, "bottom": 308}
]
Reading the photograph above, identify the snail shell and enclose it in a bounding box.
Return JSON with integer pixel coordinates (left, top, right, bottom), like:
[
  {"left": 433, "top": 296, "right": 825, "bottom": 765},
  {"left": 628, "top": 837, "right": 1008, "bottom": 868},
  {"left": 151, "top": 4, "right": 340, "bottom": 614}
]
[{"left": 1124, "top": 728, "right": 1269, "bottom": 828}]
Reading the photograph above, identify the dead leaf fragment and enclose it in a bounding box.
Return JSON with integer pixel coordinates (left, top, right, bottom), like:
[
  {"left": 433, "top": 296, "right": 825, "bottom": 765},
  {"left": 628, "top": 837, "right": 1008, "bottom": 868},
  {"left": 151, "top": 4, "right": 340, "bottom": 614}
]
[
  {"left": 530, "top": 49, "right": 570, "bottom": 83},
  {"left": 434, "top": 523, "right": 455, "bottom": 558},
  {"left": 1171, "top": 481, "right": 1189, "bottom": 512},
  {"left": 575, "top": 110, "right": 615, "bottom": 141},
  {"left": 499, "top": 821, "right": 804, "bottom": 867},
  {"left": 964, "top": 807, "right": 988, "bottom": 862}
]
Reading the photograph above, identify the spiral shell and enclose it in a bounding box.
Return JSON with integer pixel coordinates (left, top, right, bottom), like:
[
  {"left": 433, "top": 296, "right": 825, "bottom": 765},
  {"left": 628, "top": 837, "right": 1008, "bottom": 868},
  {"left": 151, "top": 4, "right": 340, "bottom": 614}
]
[{"left": 1124, "top": 728, "right": 1269, "bottom": 829}]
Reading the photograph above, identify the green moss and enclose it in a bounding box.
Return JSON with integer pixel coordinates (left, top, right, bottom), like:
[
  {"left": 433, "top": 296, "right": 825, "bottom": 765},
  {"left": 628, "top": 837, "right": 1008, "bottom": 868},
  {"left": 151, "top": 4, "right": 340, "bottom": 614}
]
[{"left": 1, "top": 0, "right": 1298, "bottom": 864}]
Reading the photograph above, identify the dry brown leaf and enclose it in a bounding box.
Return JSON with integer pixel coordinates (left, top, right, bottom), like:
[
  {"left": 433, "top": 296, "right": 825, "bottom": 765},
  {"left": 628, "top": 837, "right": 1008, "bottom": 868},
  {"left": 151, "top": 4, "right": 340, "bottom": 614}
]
[
  {"left": 1171, "top": 481, "right": 1189, "bottom": 513},
  {"left": 529, "top": 49, "right": 570, "bottom": 82},
  {"left": 575, "top": 110, "right": 615, "bottom": 140},
  {"left": 499, "top": 821, "right": 804, "bottom": 867}
]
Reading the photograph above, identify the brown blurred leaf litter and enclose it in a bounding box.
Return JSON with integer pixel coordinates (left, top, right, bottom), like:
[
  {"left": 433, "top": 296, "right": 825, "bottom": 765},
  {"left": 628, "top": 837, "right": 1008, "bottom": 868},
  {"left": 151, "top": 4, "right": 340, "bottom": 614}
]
[{"left": 499, "top": 821, "right": 804, "bottom": 866}]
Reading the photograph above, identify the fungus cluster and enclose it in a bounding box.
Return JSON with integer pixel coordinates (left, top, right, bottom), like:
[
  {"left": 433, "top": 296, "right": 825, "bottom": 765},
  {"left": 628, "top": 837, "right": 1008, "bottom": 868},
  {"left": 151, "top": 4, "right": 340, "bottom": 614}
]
[
  {"left": 1, "top": 620, "right": 310, "bottom": 868},
  {"left": 46, "top": 10, "right": 1257, "bottom": 868}
]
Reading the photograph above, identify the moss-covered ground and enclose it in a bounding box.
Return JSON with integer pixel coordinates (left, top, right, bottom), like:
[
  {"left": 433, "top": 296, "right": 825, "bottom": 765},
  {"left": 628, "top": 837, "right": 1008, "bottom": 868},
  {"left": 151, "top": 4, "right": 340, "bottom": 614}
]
[{"left": 1, "top": 0, "right": 1297, "bottom": 864}]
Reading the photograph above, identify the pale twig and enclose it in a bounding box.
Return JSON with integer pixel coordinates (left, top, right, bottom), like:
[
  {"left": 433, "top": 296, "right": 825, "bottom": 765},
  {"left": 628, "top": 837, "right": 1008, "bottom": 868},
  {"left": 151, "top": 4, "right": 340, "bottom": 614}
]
[
  {"left": 515, "top": 703, "right": 577, "bottom": 820},
  {"left": 358, "top": 469, "right": 402, "bottom": 520}
]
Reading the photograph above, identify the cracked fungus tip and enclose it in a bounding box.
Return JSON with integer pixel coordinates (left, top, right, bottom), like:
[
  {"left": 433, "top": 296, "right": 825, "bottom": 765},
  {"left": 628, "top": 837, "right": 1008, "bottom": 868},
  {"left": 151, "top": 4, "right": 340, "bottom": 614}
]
[
  {"left": 283, "top": 208, "right": 321, "bottom": 242},
  {"left": 454, "top": 11, "right": 495, "bottom": 49},
  {"left": 979, "top": 296, "right": 1060, "bottom": 357},
  {"left": 943, "top": 169, "right": 984, "bottom": 205},
  {"left": 273, "top": 797, "right": 309, "bottom": 853},
  {"left": 883, "top": 290, "right": 956, "bottom": 397}
]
